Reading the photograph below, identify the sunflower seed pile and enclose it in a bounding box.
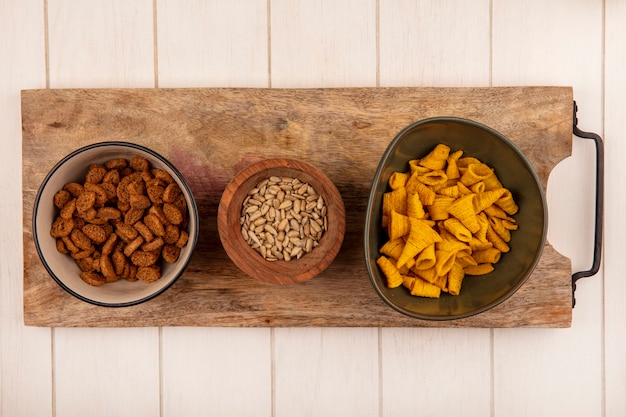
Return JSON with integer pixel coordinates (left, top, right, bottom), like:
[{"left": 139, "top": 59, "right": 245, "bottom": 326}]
[{"left": 240, "top": 176, "right": 327, "bottom": 261}]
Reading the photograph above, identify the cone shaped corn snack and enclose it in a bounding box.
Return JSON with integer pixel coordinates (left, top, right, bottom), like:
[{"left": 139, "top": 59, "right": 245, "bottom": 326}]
[
  {"left": 376, "top": 255, "right": 404, "bottom": 288},
  {"left": 464, "top": 263, "right": 495, "bottom": 275},
  {"left": 388, "top": 210, "right": 412, "bottom": 241},
  {"left": 502, "top": 219, "right": 518, "bottom": 231},
  {"left": 436, "top": 238, "right": 471, "bottom": 256},
  {"left": 431, "top": 272, "right": 449, "bottom": 291},
  {"left": 419, "top": 144, "right": 450, "bottom": 170},
  {"left": 397, "top": 218, "right": 443, "bottom": 268},
  {"left": 437, "top": 185, "right": 460, "bottom": 198},
  {"left": 417, "top": 170, "right": 448, "bottom": 186},
  {"left": 402, "top": 275, "right": 416, "bottom": 290},
  {"left": 407, "top": 275, "right": 442, "bottom": 298},
  {"left": 427, "top": 195, "right": 454, "bottom": 221},
  {"left": 483, "top": 204, "right": 513, "bottom": 220},
  {"left": 447, "top": 194, "right": 480, "bottom": 233},
  {"left": 414, "top": 266, "right": 439, "bottom": 285},
  {"left": 434, "top": 248, "right": 457, "bottom": 277},
  {"left": 382, "top": 187, "right": 407, "bottom": 227},
  {"left": 470, "top": 182, "right": 486, "bottom": 194},
  {"left": 475, "top": 213, "right": 490, "bottom": 243},
  {"left": 413, "top": 243, "right": 436, "bottom": 270},
  {"left": 495, "top": 189, "right": 519, "bottom": 215},
  {"left": 460, "top": 163, "right": 493, "bottom": 187},
  {"left": 406, "top": 191, "right": 426, "bottom": 219},
  {"left": 469, "top": 237, "right": 493, "bottom": 251},
  {"left": 380, "top": 237, "right": 407, "bottom": 260},
  {"left": 473, "top": 189, "right": 507, "bottom": 213},
  {"left": 456, "top": 250, "right": 478, "bottom": 267},
  {"left": 414, "top": 182, "right": 437, "bottom": 206},
  {"left": 457, "top": 182, "right": 473, "bottom": 196},
  {"left": 447, "top": 262, "right": 466, "bottom": 296},
  {"left": 483, "top": 172, "right": 503, "bottom": 191},
  {"left": 409, "top": 160, "right": 431, "bottom": 175},
  {"left": 488, "top": 216, "right": 512, "bottom": 242},
  {"left": 442, "top": 218, "right": 473, "bottom": 242},
  {"left": 445, "top": 150, "right": 463, "bottom": 179},
  {"left": 472, "top": 247, "right": 502, "bottom": 264},
  {"left": 486, "top": 223, "right": 510, "bottom": 253},
  {"left": 388, "top": 171, "right": 410, "bottom": 190}
]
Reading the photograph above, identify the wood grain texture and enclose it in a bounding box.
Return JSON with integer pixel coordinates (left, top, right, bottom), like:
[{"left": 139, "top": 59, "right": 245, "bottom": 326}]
[
  {"left": 156, "top": 0, "right": 268, "bottom": 88},
  {"left": 270, "top": 3, "right": 389, "bottom": 415},
  {"left": 379, "top": 0, "right": 490, "bottom": 87},
  {"left": 160, "top": 327, "right": 271, "bottom": 417},
  {"left": 54, "top": 328, "right": 160, "bottom": 416},
  {"left": 155, "top": 5, "right": 275, "bottom": 417},
  {"left": 0, "top": 1, "right": 52, "bottom": 416},
  {"left": 382, "top": 328, "right": 491, "bottom": 416},
  {"left": 1, "top": 2, "right": 615, "bottom": 416},
  {"left": 491, "top": 1, "right": 604, "bottom": 415},
  {"left": 45, "top": 3, "right": 164, "bottom": 417},
  {"left": 22, "top": 86, "right": 574, "bottom": 327},
  {"left": 47, "top": 0, "right": 154, "bottom": 89},
  {"left": 375, "top": 4, "right": 495, "bottom": 416},
  {"left": 274, "top": 328, "right": 379, "bottom": 417},
  {"left": 270, "top": 0, "right": 377, "bottom": 88}
]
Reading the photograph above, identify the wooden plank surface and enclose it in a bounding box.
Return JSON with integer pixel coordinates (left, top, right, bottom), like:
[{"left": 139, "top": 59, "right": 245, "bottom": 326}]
[
  {"left": 0, "top": 2, "right": 52, "bottom": 416},
  {"left": 379, "top": 0, "right": 490, "bottom": 87},
  {"left": 161, "top": 327, "right": 272, "bottom": 416},
  {"left": 156, "top": 0, "right": 269, "bottom": 89},
  {"left": 382, "top": 327, "right": 492, "bottom": 416},
  {"left": 155, "top": 4, "right": 276, "bottom": 416},
  {"left": 54, "top": 328, "right": 160, "bottom": 416},
  {"left": 604, "top": 0, "right": 626, "bottom": 413},
  {"left": 22, "top": 86, "right": 574, "bottom": 327},
  {"left": 274, "top": 328, "right": 380, "bottom": 417},
  {"left": 270, "top": 0, "right": 377, "bottom": 88},
  {"left": 45, "top": 2, "right": 165, "bottom": 416},
  {"left": 377, "top": 3, "right": 494, "bottom": 416},
  {"left": 491, "top": 1, "right": 605, "bottom": 415}
]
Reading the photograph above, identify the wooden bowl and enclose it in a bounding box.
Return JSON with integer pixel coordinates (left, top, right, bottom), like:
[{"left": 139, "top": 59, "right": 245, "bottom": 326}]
[{"left": 218, "top": 158, "right": 345, "bottom": 284}]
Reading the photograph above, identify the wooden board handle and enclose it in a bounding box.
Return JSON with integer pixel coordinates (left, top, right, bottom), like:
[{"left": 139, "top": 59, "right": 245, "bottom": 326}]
[{"left": 571, "top": 101, "right": 604, "bottom": 307}]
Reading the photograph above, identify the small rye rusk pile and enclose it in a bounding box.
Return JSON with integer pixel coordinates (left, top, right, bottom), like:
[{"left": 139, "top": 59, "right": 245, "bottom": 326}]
[{"left": 50, "top": 156, "right": 190, "bottom": 286}]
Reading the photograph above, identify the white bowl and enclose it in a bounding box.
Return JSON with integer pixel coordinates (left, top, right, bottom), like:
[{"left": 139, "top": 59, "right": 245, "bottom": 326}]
[{"left": 33, "top": 141, "right": 199, "bottom": 307}]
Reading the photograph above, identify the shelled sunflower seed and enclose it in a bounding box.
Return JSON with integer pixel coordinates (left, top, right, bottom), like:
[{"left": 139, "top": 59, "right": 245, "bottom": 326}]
[{"left": 240, "top": 176, "right": 328, "bottom": 261}]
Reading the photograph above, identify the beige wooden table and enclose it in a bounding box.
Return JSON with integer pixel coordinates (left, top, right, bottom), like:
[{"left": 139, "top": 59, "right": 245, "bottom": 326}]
[{"left": 2, "top": 1, "right": 623, "bottom": 417}]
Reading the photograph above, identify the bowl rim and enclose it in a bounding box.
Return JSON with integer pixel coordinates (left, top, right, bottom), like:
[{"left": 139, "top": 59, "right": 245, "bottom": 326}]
[
  {"left": 217, "top": 157, "right": 346, "bottom": 285},
  {"left": 364, "top": 116, "right": 548, "bottom": 320},
  {"left": 32, "top": 141, "right": 199, "bottom": 307}
]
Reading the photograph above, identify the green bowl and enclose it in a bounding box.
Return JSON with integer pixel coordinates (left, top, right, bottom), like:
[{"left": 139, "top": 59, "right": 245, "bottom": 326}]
[{"left": 364, "top": 117, "right": 547, "bottom": 320}]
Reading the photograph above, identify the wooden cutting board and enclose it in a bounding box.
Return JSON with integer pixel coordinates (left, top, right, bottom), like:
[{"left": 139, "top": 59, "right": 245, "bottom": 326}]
[{"left": 21, "top": 86, "right": 574, "bottom": 327}]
